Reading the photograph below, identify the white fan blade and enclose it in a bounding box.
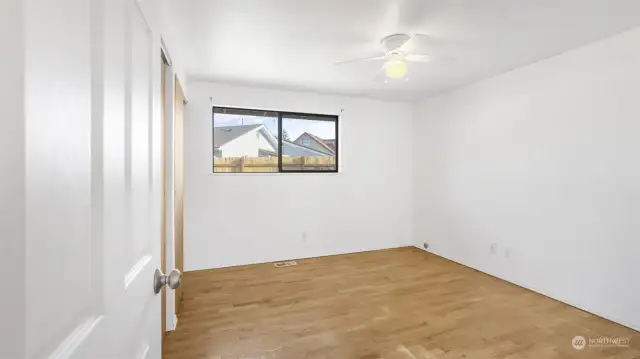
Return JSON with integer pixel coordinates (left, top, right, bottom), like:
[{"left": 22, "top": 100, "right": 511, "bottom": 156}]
[
  {"left": 413, "top": 33, "right": 432, "bottom": 40},
  {"left": 405, "top": 54, "right": 431, "bottom": 62},
  {"left": 407, "top": 53, "right": 456, "bottom": 64},
  {"left": 400, "top": 33, "right": 432, "bottom": 53},
  {"left": 399, "top": 38, "right": 414, "bottom": 53},
  {"left": 335, "top": 55, "right": 386, "bottom": 66}
]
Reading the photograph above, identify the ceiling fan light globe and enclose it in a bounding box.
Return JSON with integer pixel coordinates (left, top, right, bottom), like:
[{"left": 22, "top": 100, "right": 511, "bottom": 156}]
[{"left": 385, "top": 59, "right": 408, "bottom": 79}]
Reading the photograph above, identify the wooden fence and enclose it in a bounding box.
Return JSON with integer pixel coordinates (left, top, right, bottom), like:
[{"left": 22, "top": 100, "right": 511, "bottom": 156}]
[{"left": 214, "top": 156, "right": 336, "bottom": 173}]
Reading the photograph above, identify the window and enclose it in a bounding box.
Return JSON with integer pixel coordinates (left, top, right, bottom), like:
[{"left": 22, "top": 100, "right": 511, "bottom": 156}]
[
  {"left": 281, "top": 113, "right": 338, "bottom": 172},
  {"left": 213, "top": 107, "right": 338, "bottom": 173}
]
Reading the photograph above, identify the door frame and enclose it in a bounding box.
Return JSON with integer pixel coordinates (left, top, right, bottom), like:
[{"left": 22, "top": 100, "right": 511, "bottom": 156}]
[
  {"left": 160, "top": 38, "right": 176, "bottom": 340},
  {"left": 160, "top": 49, "right": 169, "bottom": 346},
  {"left": 159, "top": 37, "right": 185, "bottom": 336},
  {"left": 173, "top": 77, "right": 186, "bottom": 314}
]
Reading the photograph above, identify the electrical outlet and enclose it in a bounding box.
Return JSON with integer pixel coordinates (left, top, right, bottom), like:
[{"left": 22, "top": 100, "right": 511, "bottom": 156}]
[
  {"left": 490, "top": 243, "right": 498, "bottom": 254},
  {"left": 504, "top": 247, "right": 511, "bottom": 258}
]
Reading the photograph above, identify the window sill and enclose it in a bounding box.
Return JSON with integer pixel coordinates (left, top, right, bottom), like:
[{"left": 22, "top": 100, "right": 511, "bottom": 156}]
[{"left": 207, "top": 171, "right": 339, "bottom": 176}]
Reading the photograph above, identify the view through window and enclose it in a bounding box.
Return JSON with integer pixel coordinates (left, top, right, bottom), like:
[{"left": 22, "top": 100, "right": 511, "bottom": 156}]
[{"left": 213, "top": 107, "right": 338, "bottom": 173}]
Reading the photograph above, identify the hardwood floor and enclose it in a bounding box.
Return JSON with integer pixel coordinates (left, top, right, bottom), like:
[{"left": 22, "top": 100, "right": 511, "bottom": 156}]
[{"left": 164, "top": 247, "right": 639, "bottom": 359}]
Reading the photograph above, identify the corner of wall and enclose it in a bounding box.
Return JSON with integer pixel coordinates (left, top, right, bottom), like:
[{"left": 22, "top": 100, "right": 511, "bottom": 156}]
[
  {"left": 404, "top": 27, "right": 640, "bottom": 331},
  {"left": 409, "top": 100, "right": 424, "bottom": 249}
]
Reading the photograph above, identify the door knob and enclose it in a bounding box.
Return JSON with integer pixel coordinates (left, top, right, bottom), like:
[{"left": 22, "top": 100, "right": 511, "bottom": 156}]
[{"left": 154, "top": 268, "right": 181, "bottom": 294}]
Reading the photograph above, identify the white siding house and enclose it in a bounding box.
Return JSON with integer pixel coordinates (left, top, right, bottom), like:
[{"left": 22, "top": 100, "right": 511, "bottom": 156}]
[
  {"left": 214, "top": 124, "right": 330, "bottom": 158},
  {"left": 293, "top": 132, "right": 335, "bottom": 155},
  {"left": 215, "top": 126, "right": 277, "bottom": 157},
  {"left": 281, "top": 141, "right": 329, "bottom": 157}
]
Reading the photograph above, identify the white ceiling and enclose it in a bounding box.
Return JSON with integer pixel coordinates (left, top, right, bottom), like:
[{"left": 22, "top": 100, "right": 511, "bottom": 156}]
[{"left": 170, "top": 0, "right": 640, "bottom": 101}]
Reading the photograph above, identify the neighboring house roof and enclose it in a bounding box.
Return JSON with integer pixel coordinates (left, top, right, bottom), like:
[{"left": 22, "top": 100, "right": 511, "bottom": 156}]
[
  {"left": 258, "top": 148, "right": 278, "bottom": 157},
  {"left": 213, "top": 124, "right": 262, "bottom": 148},
  {"left": 323, "top": 139, "right": 336, "bottom": 152},
  {"left": 282, "top": 140, "right": 330, "bottom": 156},
  {"left": 294, "top": 132, "right": 336, "bottom": 154},
  {"left": 213, "top": 124, "right": 330, "bottom": 157}
]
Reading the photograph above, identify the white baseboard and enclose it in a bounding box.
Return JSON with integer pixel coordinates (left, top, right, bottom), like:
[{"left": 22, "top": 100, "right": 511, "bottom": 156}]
[{"left": 413, "top": 245, "right": 639, "bottom": 332}]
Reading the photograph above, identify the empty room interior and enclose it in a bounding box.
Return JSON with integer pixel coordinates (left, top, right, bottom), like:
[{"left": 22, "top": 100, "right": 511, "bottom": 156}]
[{"left": 5, "top": 0, "right": 640, "bottom": 358}]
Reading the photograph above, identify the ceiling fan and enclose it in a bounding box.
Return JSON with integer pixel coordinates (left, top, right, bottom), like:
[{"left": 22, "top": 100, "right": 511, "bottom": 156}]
[{"left": 336, "top": 33, "right": 445, "bottom": 81}]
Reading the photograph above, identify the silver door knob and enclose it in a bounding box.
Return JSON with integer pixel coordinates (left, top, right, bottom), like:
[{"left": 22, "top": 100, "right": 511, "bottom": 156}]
[{"left": 154, "top": 268, "right": 181, "bottom": 295}]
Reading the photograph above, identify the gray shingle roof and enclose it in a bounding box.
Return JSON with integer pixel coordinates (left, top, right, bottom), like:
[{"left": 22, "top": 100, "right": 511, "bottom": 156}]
[{"left": 213, "top": 124, "right": 262, "bottom": 148}]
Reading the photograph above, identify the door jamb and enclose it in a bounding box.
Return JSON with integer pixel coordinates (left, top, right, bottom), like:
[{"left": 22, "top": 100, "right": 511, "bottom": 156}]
[{"left": 160, "top": 49, "right": 169, "bottom": 348}]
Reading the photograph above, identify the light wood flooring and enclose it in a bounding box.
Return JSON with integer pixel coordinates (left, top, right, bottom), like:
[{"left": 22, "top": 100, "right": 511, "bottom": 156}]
[{"left": 164, "top": 247, "right": 639, "bottom": 359}]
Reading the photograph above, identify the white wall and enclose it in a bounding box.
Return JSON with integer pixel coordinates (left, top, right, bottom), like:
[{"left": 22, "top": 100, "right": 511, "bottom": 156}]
[
  {"left": 184, "top": 82, "right": 413, "bottom": 270},
  {"left": 413, "top": 27, "right": 640, "bottom": 330},
  {"left": 0, "top": 0, "right": 25, "bottom": 358}
]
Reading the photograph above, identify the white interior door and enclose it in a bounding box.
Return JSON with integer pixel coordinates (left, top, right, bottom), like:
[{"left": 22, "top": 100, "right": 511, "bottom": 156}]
[{"left": 25, "top": 0, "right": 163, "bottom": 358}]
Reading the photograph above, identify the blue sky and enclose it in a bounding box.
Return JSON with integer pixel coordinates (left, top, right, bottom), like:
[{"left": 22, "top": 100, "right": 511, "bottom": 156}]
[{"left": 214, "top": 114, "right": 335, "bottom": 140}]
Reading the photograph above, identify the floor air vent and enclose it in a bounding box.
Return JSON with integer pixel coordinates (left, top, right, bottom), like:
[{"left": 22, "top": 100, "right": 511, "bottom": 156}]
[{"left": 274, "top": 260, "right": 297, "bottom": 268}]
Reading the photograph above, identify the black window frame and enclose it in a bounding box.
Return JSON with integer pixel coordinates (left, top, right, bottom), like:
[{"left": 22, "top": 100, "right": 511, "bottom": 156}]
[{"left": 212, "top": 106, "right": 339, "bottom": 174}]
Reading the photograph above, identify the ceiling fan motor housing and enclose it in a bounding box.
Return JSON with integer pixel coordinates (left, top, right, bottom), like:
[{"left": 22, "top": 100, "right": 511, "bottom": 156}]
[{"left": 381, "top": 33, "right": 411, "bottom": 53}]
